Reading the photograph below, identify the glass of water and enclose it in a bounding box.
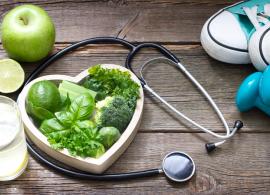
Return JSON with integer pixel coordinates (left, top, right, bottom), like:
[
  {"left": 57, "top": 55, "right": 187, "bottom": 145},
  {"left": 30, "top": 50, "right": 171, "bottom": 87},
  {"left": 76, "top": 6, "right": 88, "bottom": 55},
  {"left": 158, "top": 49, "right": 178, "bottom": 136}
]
[{"left": 0, "top": 95, "right": 28, "bottom": 181}]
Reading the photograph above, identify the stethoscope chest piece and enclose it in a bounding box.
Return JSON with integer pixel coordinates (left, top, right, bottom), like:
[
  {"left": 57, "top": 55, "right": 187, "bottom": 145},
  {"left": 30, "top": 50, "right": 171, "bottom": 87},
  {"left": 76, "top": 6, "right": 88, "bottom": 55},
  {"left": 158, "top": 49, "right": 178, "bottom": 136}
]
[{"left": 162, "top": 151, "right": 195, "bottom": 182}]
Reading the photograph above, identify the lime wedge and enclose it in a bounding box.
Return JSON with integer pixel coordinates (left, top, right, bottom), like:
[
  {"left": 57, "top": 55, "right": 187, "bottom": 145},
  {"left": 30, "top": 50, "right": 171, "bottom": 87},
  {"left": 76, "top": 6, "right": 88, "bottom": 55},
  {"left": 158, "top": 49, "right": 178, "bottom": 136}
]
[{"left": 0, "top": 59, "right": 24, "bottom": 93}]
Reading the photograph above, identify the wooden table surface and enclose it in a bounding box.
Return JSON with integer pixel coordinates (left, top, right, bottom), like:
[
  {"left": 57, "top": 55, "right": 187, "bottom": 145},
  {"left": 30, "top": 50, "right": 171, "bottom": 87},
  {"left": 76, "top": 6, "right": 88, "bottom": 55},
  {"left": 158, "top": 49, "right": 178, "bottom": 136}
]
[{"left": 1, "top": 0, "right": 270, "bottom": 194}]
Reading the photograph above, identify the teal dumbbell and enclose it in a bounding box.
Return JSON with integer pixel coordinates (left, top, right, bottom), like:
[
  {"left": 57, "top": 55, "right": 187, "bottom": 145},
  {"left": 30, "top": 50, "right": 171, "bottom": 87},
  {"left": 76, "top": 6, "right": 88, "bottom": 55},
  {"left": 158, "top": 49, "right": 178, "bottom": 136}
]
[{"left": 236, "top": 66, "right": 270, "bottom": 115}]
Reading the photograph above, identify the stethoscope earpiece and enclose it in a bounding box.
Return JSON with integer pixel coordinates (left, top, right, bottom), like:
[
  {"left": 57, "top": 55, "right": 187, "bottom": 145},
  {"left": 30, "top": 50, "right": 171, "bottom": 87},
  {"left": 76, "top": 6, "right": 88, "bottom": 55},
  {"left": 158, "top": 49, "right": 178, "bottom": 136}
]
[
  {"left": 233, "top": 120, "right": 244, "bottom": 130},
  {"left": 205, "top": 120, "right": 243, "bottom": 153},
  {"left": 205, "top": 143, "right": 216, "bottom": 153}
]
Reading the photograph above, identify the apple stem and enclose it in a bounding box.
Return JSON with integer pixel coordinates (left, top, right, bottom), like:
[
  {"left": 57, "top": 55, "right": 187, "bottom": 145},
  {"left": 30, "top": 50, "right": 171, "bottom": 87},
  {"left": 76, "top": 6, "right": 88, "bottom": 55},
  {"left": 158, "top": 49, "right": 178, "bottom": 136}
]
[{"left": 19, "top": 16, "right": 28, "bottom": 25}]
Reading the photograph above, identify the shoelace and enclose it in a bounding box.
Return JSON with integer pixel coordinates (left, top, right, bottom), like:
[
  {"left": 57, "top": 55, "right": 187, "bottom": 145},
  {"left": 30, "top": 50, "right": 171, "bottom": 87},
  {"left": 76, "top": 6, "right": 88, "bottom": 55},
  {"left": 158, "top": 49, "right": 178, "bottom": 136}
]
[{"left": 243, "top": 4, "right": 270, "bottom": 30}]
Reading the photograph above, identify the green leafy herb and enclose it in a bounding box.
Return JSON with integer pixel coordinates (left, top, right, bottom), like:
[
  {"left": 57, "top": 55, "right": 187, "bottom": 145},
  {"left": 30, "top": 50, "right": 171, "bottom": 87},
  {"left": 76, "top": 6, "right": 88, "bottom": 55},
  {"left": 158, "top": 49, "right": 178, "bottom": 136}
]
[
  {"left": 83, "top": 65, "right": 140, "bottom": 109},
  {"left": 69, "top": 93, "right": 95, "bottom": 120},
  {"left": 61, "top": 93, "right": 71, "bottom": 111},
  {"left": 55, "top": 111, "right": 74, "bottom": 127},
  {"left": 39, "top": 94, "right": 104, "bottom": 158},
  {"left": 40, "top": 118, "right": 66, "bottom": 134}
]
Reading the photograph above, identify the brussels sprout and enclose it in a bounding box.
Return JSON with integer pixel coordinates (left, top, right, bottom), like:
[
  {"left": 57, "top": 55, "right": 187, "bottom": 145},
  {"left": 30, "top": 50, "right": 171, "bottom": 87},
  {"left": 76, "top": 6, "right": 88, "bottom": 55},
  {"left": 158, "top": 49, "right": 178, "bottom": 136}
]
[{"left": 97, "top": 127, "right": 121, "bottom": 149}]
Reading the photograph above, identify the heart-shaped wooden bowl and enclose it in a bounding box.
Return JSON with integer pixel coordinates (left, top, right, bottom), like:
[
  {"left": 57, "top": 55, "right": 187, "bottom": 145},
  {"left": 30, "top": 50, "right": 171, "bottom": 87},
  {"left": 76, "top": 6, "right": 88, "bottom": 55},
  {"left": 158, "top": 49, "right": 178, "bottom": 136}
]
[{"left": 17, "top": 64, "right": 144, "bottom": 174}]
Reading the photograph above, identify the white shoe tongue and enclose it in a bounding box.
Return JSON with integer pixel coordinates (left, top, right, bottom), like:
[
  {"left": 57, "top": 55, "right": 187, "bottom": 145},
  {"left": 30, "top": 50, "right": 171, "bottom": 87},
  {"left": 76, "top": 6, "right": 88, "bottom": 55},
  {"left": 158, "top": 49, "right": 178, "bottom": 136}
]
[{"left": 0, "top": 103, "right": 20, "bottom": 150}]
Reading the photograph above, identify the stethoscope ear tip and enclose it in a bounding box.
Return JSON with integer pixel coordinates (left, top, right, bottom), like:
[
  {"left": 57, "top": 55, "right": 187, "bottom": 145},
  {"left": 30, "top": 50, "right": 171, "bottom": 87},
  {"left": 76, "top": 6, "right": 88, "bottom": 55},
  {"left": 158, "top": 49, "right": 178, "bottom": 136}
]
[
  {"left": 205, "top": 120, "right": 244, "bottom": 153},
  {"left": 234, "top": 120, "right": 244, "bottom": 130},
  {"left": 205, "top": 143, "right": 216, "bottom": 153}
]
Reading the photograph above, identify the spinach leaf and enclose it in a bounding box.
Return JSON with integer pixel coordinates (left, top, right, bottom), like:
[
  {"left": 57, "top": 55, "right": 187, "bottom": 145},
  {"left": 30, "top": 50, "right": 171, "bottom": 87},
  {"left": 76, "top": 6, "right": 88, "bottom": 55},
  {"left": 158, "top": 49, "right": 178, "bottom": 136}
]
[{"left": 69, "top": 93, "right": 95, "bottom": 120}]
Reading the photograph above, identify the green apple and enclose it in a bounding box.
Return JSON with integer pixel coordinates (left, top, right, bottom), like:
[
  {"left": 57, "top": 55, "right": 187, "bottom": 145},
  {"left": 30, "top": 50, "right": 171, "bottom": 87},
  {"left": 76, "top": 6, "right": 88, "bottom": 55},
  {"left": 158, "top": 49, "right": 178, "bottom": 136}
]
[{"left": 1, "top": 4, "right": 55, "bottom": 62}]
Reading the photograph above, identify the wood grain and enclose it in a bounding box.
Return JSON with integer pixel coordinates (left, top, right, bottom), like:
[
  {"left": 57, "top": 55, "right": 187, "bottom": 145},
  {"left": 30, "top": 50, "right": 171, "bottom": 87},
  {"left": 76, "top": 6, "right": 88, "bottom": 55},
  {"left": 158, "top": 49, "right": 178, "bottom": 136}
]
[
  {"left": 0, "top": 0, "right": 269, "bottom": 194},
  {"left": 1, "top": 133, "right": 270, "bottom": 194},
  {"left": 0, "top": 0, "right": 239, "bottom": 43}
]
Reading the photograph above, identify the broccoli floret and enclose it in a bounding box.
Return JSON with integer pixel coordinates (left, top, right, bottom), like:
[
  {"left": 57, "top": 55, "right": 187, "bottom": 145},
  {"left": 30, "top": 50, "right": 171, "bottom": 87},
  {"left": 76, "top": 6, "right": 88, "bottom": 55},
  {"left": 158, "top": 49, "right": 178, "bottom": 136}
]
[{"left": 94, "top": 96, "right": 133, "bottom": 132}]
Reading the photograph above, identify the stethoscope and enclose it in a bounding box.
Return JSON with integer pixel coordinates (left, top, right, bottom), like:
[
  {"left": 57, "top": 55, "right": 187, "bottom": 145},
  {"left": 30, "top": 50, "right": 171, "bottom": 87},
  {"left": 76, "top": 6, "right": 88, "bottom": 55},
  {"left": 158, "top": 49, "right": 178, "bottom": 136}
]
[{"left": 21, "top": 37, "right": 243, "bottom": 182}]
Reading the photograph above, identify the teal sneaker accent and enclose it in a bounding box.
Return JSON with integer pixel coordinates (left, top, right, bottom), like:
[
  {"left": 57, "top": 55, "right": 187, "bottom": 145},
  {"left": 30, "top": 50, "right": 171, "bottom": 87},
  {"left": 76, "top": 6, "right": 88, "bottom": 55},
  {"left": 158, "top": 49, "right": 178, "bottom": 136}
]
[
  {"left": 226, "top": 0, "right": 270, "bottom": 39},
  {"left": 235, "top": 14, "right": 255, "bottom": 39},
  {"left": 227, "top": 0, "right": 269, "bottom": 15}
]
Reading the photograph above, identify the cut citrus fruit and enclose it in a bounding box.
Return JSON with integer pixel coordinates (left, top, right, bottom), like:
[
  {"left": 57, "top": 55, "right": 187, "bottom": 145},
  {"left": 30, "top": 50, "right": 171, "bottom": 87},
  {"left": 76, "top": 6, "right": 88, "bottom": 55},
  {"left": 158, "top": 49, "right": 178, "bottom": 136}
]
[
  {"left": 0, "top": 129, "right": 28, "bottom": 181},
  {"left": 0, "top": 146, "right": 28, "bottom": 181},
  {"left": 0, "top": 59, "right": 24, "bottom": 93}
]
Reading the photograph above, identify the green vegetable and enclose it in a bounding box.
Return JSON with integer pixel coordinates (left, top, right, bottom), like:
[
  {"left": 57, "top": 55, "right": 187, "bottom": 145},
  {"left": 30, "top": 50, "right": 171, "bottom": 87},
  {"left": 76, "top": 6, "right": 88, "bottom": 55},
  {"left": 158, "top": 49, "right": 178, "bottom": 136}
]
[
  {"left": 55, "top": 93, "right": 95, "bottom": 126},
  {"left": 75, "top": 120, "right": 96, "bottom": 130},
  {"left": 26, "top": 80, "right": 62, "bottom": 121},
  {"left": 94, "top": 96, "right": 133, "bottom": 132},
  {"left": 40, "top": 118, "right": 65, "bottom": 134},
  {"left": 69, "top": 93, "right": 95, "bottom": 120},
  {"left": 83, "top": 65, "right": 140, "bottom": 109},
  {"left": 39, "top": 94, "right": 104, "bottom": 158},
  {"left": 27, "top": 101, "right": 55, "bottom": 121},
  {"left": 97, "top": 127, "right": 121, "bottom": 149},
  {"left": 33, "top": 65, "right": 141, "bottom": 158},
  {"left": 59, "top": 80, "right": 97, "bottom": 101},
  {"left": 61, "top": 93, "right": 71, "bottom": 111},
  {"left": 55, "top": 111, "right": 74, "bottom": 127}
]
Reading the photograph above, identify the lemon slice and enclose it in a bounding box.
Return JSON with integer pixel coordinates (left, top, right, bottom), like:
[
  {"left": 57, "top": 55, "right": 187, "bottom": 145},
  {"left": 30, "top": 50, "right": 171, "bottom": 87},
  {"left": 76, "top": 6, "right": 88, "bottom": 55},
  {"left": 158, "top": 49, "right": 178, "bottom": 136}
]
[
  {"left": 0, "top": 59, "right": 24, "bottom": 93},
  {"left": 0, "top": 131, "right": 28, "bottom": 181},
  {"left": 0, "top": 150, "right": 28, "bottom": 181}
]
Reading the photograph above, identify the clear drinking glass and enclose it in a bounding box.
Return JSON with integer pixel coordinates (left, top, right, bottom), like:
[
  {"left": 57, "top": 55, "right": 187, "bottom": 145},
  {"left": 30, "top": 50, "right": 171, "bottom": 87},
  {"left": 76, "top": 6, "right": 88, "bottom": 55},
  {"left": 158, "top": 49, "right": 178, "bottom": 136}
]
[{"left": 0, "top": 95, "right": 28, "bottom": 181}]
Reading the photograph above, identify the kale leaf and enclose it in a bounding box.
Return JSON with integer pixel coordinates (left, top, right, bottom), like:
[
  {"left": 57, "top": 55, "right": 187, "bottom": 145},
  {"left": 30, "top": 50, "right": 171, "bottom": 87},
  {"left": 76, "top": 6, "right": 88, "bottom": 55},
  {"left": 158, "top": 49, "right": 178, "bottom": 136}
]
[{"left": 83, "top": 65, "right": 140, "bottom": 110}]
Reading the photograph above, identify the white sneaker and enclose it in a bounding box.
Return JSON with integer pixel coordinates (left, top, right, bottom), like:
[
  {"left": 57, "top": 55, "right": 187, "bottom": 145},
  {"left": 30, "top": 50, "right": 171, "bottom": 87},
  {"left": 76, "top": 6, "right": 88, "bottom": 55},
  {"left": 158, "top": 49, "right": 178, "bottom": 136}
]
[{"left": 201, "top": 0, "right": 270, "bottom": 65}]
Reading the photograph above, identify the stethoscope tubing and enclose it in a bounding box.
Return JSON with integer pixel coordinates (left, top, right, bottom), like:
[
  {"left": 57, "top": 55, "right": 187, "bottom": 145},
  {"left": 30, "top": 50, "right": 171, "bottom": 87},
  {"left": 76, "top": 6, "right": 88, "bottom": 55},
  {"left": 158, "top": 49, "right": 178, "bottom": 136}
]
[
  {"left": 21, "top": 37, "right": 164, "bottom": 180},
  {"left": 24, "top": 37, "right": 235, "bottom": 140},
  {"left": 26, "top": 138, "right": 161, "bottom": 180},
  {"left": 125, "top": 43, "right": 180, "bottom": 85},
  {"left": 24, "top": 37, "right": 135, "bottom": 87},
  {"left": 20, "top": 36, "right": 241, "bottom": 180},
  {"left": 137, "top": 56, "right": 237, "bottom": 140}
]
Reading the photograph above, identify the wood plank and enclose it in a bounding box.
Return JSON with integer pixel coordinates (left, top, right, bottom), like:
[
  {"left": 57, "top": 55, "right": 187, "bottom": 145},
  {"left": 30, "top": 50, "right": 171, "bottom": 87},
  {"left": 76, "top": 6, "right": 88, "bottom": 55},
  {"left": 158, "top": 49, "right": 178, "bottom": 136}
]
[
  {"left": 2, "top": 44, "right": 266, "bottom": 133},
  {"left": 1, "top": 133, "right": 269, "bottom": 194},
  {"left": 0, "top": 0, "right": 239, "bottom": 43}
]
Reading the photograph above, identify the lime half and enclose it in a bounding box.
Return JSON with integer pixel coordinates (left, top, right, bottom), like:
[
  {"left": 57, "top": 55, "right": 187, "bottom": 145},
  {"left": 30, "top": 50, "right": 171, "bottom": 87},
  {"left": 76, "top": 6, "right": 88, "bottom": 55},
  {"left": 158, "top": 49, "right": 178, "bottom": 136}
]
[{"left": 0, "top": 59, "right": 25, "bottom": 93}]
